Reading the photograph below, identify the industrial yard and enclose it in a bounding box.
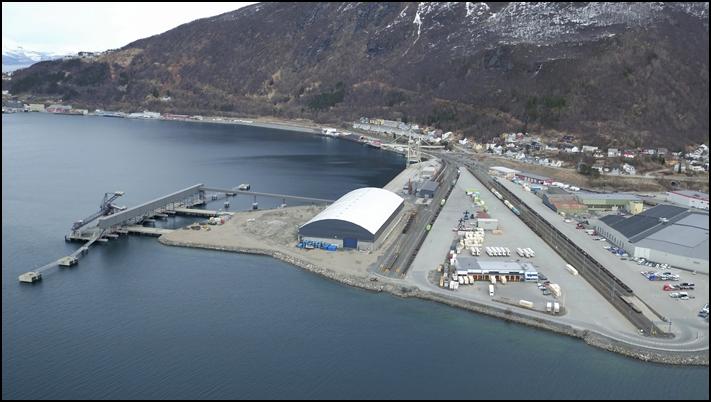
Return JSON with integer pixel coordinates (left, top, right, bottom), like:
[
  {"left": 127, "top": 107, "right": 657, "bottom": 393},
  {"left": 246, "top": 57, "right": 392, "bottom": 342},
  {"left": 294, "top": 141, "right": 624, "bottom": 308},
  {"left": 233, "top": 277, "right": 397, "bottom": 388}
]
[
  {"left": 496, "top": 178, "right": 709, "bottom": 338},
  {"left": 160, "top": 204, "right": 392, "bottom": 278},
  {"left": 153, "top": 150, "right": 708, "bottom": 363},
  {"left": 406, "top": 166, "right": 639, "bottom": 335}
]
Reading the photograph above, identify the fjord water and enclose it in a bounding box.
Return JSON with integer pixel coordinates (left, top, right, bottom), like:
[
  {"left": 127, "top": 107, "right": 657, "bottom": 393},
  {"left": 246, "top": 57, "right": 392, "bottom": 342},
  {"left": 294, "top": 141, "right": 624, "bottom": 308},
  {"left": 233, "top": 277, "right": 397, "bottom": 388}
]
[{"left": 2, "top": 113, "right": 708, "bottom": 400}]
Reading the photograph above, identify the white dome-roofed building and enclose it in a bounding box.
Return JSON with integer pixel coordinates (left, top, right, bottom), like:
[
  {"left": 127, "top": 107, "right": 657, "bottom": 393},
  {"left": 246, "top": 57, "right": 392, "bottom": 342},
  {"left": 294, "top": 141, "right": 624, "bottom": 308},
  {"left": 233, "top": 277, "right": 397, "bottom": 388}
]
[{"left": 299, "top": 187, "right": 404, "bottom": 250}]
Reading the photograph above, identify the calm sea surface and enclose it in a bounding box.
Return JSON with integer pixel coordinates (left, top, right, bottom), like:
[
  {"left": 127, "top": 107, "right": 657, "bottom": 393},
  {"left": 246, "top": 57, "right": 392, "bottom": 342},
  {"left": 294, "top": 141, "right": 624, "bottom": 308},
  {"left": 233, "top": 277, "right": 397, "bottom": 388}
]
[{"left": 2, "top": 113, "right": 708, "bottom": 399}]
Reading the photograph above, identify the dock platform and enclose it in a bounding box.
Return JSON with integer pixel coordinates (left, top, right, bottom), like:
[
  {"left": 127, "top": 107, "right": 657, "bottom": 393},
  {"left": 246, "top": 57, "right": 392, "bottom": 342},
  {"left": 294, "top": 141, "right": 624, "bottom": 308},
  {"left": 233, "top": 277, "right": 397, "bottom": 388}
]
[{"left": 125, "top": 226, "right": 175, "bottom": 237}]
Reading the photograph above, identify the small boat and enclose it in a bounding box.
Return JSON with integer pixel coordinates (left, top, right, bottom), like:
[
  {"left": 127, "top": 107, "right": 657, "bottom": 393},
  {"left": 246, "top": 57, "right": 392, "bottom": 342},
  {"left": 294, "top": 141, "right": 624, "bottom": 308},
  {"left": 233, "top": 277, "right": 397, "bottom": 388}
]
[
  {"left": 238, "top": 183, "right": 251, "bottom": 191},
  {"left": 224, "top": 201, "right": 230, "bottom": 209}
]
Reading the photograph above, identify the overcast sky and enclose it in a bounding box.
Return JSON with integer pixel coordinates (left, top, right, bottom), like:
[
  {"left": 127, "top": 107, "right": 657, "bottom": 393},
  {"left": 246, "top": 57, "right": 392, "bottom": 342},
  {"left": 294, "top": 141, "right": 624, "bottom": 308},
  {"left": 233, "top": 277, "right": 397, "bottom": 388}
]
[{"left": 2, "top": 2, "right": 256, "bottom": 54}]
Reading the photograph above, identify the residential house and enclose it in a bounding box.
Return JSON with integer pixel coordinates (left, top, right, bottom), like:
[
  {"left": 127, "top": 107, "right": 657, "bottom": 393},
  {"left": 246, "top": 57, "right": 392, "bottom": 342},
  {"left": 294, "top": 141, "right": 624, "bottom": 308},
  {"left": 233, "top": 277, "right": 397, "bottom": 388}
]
[{"left": 621, "top": 163, "right": 636, "bottom": 175}]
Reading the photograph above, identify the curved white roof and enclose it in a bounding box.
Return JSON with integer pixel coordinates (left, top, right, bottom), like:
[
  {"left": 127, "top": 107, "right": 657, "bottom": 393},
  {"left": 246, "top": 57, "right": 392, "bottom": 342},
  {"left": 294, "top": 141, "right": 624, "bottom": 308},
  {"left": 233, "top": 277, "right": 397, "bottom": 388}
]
[{"left": 301, "top": 187, "right": 404, "bottom": 235}]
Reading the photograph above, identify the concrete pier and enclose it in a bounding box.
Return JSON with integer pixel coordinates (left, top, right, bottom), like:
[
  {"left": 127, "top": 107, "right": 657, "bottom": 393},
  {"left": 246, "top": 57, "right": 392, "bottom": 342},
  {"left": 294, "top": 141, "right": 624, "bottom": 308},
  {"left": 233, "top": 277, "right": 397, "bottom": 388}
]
[
  {"left": 173, "top": 208, "right": 224, "bottom": 217},
  {"left": 125, "top": 226, "right": 175, "bottom": 237}
]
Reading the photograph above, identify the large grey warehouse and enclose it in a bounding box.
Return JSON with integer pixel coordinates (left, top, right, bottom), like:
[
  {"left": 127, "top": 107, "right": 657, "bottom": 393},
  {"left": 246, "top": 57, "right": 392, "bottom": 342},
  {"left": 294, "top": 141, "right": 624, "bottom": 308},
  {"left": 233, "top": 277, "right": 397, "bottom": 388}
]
[
  {"left": 298, "top": 187, "right": 404, "bottom": 251},
  {"left": 593, "top": 204, "right": 709, "bottom": 273}
]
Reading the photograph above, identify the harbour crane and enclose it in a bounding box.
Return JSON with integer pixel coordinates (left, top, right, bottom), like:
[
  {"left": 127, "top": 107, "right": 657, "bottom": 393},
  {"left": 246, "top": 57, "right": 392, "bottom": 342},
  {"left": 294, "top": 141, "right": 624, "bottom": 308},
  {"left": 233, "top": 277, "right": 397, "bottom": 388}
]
[{"left": 70, "top": 191, "right": 126, "bottom": 233}]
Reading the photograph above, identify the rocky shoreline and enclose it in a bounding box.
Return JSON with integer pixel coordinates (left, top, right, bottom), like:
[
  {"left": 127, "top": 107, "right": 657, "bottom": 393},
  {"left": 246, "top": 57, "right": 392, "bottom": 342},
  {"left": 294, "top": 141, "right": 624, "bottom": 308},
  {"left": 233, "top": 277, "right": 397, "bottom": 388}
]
[{"left": 158, "top": 237, "right": 709, "bottom": 366}]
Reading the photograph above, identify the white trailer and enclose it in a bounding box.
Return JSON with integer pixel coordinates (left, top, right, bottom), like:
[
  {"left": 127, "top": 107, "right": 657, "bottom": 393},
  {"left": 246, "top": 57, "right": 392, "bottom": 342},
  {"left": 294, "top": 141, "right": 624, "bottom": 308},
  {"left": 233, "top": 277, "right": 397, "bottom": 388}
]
[
  {"left": 546, "top": 302, "right": 553, "bottom": 312},
  {"left": 565, "top": 264, "right": 579, "bottom": 276},
  {"left": 553, "top": 302, "right": 560, "bottom": 314},
  {"left": 489, "top": 284, "right": 495, "bottom": 297},
  {"left": 519, "top": 300, "right": 533, "bottom": 309}
]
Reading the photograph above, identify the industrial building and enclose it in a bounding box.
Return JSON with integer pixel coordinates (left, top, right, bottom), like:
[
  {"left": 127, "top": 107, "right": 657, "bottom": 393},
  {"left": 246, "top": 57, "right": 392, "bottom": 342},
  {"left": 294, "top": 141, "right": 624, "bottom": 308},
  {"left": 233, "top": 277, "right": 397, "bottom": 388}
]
[
  {"left": 514, "top": 172, "right": 552, "bottom": 186},
  {"left": 593, "top": 204, "right": 709, "bottom": 273},
  {"left": 542, "top": 188, "right": 587, "bottom": 216},
  {"left": 576, "top": 192, "right": 643, "bottom": 214},
  {"left": 28, "top": 103, "right": 45, "bottom": 112},
  {"left": 298, "top": 187, "right": 404, "bottom": 251},
  {"left": 454, "top": 257, "right": 539, "bottom": 282},
  {"left": 489, "top": 166, "right": 519, "bottom": 180},
  {"left": 418, "top": 180, "right": 439, "bottom": 198},
  {"left": 666, "top": 190, "right": 709, "bottom": 210}
]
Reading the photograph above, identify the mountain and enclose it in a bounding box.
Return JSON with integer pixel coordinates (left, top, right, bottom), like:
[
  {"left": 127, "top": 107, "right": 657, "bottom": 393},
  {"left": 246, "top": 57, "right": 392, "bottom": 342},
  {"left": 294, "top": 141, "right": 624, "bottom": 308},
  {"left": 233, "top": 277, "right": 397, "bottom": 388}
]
[
  {"left": 7, "top": 2, "right": 710, "bottom": 147},
  {"left": 2, "top": 41, "right": 65, "bottom": 72}
]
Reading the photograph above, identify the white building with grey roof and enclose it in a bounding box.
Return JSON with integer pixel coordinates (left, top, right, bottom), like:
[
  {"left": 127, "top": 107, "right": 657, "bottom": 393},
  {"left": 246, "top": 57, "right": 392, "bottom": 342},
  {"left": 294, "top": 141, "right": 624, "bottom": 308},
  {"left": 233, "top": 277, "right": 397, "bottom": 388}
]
[
  {"left": 592, "top": 204, "right": 709, "bottom": 273},
  {"left": 298, "top": 187, "right": 404, "bottom": 251}
]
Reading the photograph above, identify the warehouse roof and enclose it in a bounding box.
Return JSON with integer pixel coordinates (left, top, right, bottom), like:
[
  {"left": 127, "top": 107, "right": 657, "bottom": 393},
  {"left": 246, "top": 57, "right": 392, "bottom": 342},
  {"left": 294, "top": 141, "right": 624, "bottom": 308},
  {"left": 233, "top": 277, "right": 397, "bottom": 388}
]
[
  {"left": 671, "top": 190, "right": 709, "bottom": 201},
  {"left": 576, "top": 192, "right": 641, "bottom": 201},
  {"left": 300, "top": 188, "right": 403, "bottom": 236},
  {"left": 597, "top": 205, "right": 709, "bottom": 260},
  {"left": 600, "top": 204, "right": 688, "bottom": 238},
  {"left": 419, "top": 180, "right": 439, "bottom": 192},
  {"left": 455, "top": 257, "right": 537, "bottom": 274},
  {"left": 490, "top": 166, "right": 519, "bottom": 174},
  {"left": 600, "top": 214, "right": 626, "bottom": 227},
  {"left": 545, "top": 187, "right": 569, "bottom": 195},
  {"left": 515, "top": 172, "right": 551, "bottom": 181},
  {"left": 633, "top": 213, "right": 709, "bottom": 260}
]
